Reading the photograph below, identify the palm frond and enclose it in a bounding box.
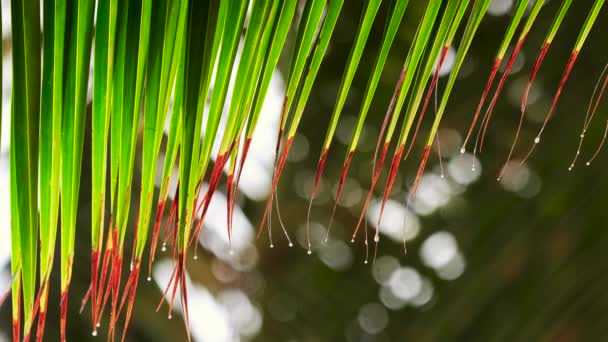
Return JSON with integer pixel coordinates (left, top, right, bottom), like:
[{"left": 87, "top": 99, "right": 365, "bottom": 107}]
[{"left": 2, "top": 0, "right": 607, "bottom": 340}]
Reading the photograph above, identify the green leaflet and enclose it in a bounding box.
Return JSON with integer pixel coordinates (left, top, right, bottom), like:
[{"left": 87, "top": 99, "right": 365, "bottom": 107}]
[
  {"left": 380, "top": 0, "right": 444, "bottom": 147},
  {"left": 495, "top": 0, "right": 529, "bottom": 60},
  {"left": 216, "top": 0, "right": 275, "bottom": 155},
  {"left": 61, "top": 0, "right": 95, "bottom": 295},
  {"left": 286, "top": 0, "right": 345, "bottom": 139},
  {"left": 178, "top": 0, "right": 225, "bottom": 249},
  {"left": 158, "top": 77, "right": 184, "bottom": 205},
  {"left": 519, "top": 0, "right": 545, "bottom": 37},
  {"left": 91, "top": 0, "right": 118, "bottom": 253},
  {"left": 396, "top": 0, "right": 468, "bottom": 149},
  {"left": 151, "top": 0, "right": 191, "bottom": 213},
  {"left": 115, "top": 0, "right": 153, "bottom": 250},
  {"left": 39, "top": 0, "right": 66, "bottom": 286},
  {"left": 280, "top": 0, "right": 327, "bottom": 131},
  {"left": 573, "top": 0, "right": 605, "bottom": 52},
  {"left": 346, "top": 0, "right": 409, "bottom": 154},
  {"left": 245, "top": 0, "right": 298, "bottom": 140},
  {"left": 426, "top": 0, "right": 492, "bottom": 147},
  {"left": 10, "top": 0, "right": 41, "bottom": 332},
  {"left": 545, "top": 0, "right": 572, "bottom": 44},
  {"left": 319, "top": 0, "right": 383, "bottom": 153},
  {"left": 194, "top": 0, "right": 245, "bottom": 187},
  {"left": 110, "top": 0, "right": 129, "bottom": 214},
  {"left": 136, "top": 0, "right": 187, "bottom": 259},
  {"left": 36, "top": 0, "right": 67, "bottom": 337}
]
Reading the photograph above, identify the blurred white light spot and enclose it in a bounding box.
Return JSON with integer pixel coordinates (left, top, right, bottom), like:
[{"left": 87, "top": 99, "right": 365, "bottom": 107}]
[
  {"left": 448, "top": 153, "right": 482, "bottom": 185},
  {"left": 357, "top": 303, "right": 389, "bottom": 334},
  {"left": 436, "top": 252, "right": 466, "bottom": 280},
  {"left": 378, "top": 286, "right": 407, "bottom": 310},
  {"left": 420, "top": 231, "right": 459, "bottom": 269},
  {"left": 412, "top": 174, "right": 453, "bottom": 216},
  {"left": 296, "top": 222, "right": 327, "bottom": 251},
  {"left": 507, "top": 76, "right": 543, "bottom": 109},
  {"left": 411, "top": 278, "right": 434, "bottom": 307},
  {"left": 336, "top": 116, "right": 357, "bottom": 146},
  {"left": 372, "top": 256, "right": 400, "bottom": 285},
  {"left": 435, "top": 47, "right": 456, "bottom": 77},
  {"left": 333, "top": 177, "right": 363, "bottom": 208},
  {"left": 197, "top": 185, "right": 257, "bottom": 268},
  {"left": 211, "top": 259, "right": 240, "bottom": 284},
  {"left": 293, "top": 170, "right": 330, "bottom": 204},
  {"left": 319, "top": 240, "right": 354, "bottom": 271},
  {"left": 388, "top": 267, "right": 422, "bottom": 301},
  {"left": 367, "top": 199, "right": 420, "bottom": 243},
  {"left": 488, "top": 0, "right": 513, "bottom": 16},
  {"left": 499, "top": 161, "right": 529, "bottom": 192},
  {"left": 286, "top": 133, "right": 310, "bottom": 163},
  {"left": 237, "top": 157, "right": 273, "bottom": 200},
  {"left": 218, "top": 290, "right": 263, "bottom": 337},
  {"left": 153, "top": 260, "right": 236, "bottom": 342},
  {"left": 499, "top": 161, "right": 541, "bottom": 198},
  {"left": 435, "top": 128, "right": 463, "bottom": 157}
]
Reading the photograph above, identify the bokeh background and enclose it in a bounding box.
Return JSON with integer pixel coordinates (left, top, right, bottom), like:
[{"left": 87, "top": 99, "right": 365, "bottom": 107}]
[{"left": 2, "top": 0, "right": 608, "bottom": 341}]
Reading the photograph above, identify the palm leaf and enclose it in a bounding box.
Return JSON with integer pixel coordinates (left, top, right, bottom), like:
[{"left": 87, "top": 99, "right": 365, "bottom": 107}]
[
  {"left": 522, "top": 0, "right": 605, "bottom": 162},
  {"left": 60, "top": 0, "right": 95, "bottom": 338},
  {"left": 260, "top": 0, "right": 346, "bottom": 248},
  {"left": 330, "top": 0, "right": 410, "bottom": 229},
  {"left": 187, "top": 0, "right": 247, "bottom": 242},
  {"left": 10, "top": 0, "right": 41, "bottom": 337},
  {"left": 416, "top": 0, "right": 492, "bottom": 193},
  {"left": 350, "top": 0, "right": 444, "bottom": 243},
  {"left": 89, "top": 0, "right": 118, "bottom": 333},
  {"left": 37, "top": 0, "right": 67, "bottom": 338},
  {"left": 374, "top": 0, "right": 470, "bottom": 242},
  {"left": 307, "top": 0, "right": 383, "bottom": 216}
]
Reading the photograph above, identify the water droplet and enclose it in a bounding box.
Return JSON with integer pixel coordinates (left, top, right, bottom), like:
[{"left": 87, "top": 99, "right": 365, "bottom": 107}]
[{"left": 534, "top": 137, "right": 540, "bottom": 144}]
